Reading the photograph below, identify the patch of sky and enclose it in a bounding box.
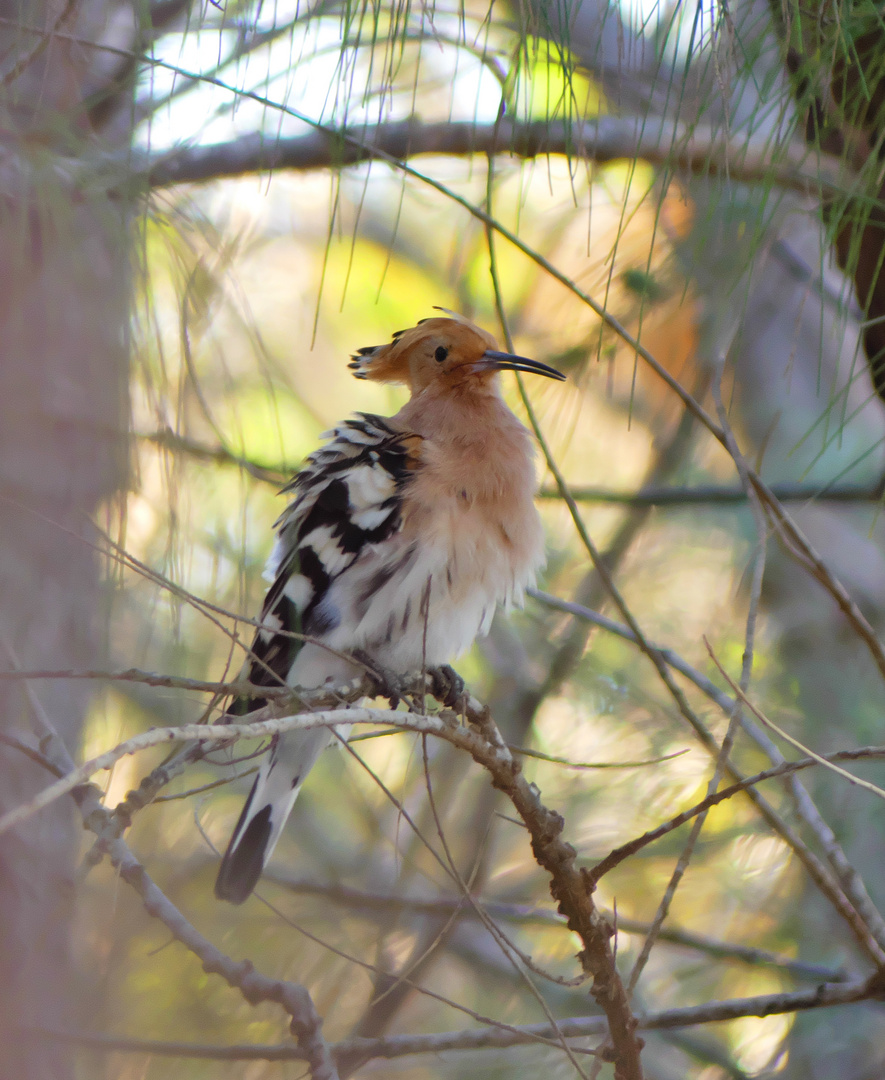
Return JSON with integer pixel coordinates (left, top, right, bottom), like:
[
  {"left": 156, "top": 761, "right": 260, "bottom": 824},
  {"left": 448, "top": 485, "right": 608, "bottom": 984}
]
[
  {"left": 615, "top": 0, "right": 727, "bottom": 65},
  {"left": 136, "top": 2, "right": 507, "bottom": 153},
  {"left": 136, "top": 15, "right": 344, "bottom": 150},
  {"left": 617, "top": 0, "right": 669, "bottom": 34}
]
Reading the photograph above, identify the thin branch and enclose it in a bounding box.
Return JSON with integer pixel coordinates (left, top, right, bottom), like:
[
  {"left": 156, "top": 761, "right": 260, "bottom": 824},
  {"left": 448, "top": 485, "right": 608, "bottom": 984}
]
[
  {"left": 0, "top": 667, "right": 312, "bottom": 696},
  {"left": 152, "top": 765, "right": 258, "bottom": 802},
  {"left": 511, "top": 744, "right": 690, "bottom": 770},
  {"left": 269, "top": 877, "right": 850, "bottom": 982},
  {"left": 707, "top": 646, "right": 885, "bottom": 803},
  {"left": 29, "top": 975, "right": 884, "bottom": 1063},
  {"left": 140, "top": 427, "right": 289, "bottom": 484},
  {"left": 138, "top": 429, "right": 885, "bottom": 506},
  {"left": 146, "top": 117, "right": 849, "bottom": 198},
  {"left": 0, "top": 665, "right": 367, "bottom": 700},
  {"left": 102, "top": 837, "right": 339, "bottom": 1079},
  {"left": 590, "top": 747, "right": 885, "bottom": 884},
  {"left": 0, "top": 702, "right": 423, "bottom": 837},
  {"left": 0, "top": 732, "right": 63, "bottom": 776},
  {"left": 26, "top": 1031, "right": 313, "bottom": 1062},
  {"left": 528, "top": 590, "right": 738, "bottom": 712},
  {"left": 539, "top": 482, "right": 885, "bottom": 505}
]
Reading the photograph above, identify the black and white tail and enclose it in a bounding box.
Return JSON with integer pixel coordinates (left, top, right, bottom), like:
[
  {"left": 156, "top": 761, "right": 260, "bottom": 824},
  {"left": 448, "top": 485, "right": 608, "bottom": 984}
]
[{"left": 214, "top": 727, "right": 332, "bottom": 903}]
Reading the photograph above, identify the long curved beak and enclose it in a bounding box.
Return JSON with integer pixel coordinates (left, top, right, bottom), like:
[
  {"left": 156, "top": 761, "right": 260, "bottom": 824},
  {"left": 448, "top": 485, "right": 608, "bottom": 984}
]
[{"left": 478, "top": 350, "right": 566, "bottom": 381}]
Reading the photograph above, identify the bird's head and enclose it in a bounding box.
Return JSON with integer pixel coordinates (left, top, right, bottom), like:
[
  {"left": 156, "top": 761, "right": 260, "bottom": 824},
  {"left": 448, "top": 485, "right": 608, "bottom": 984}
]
[{"left": 348, "top": 313, "right": 565, "bottom": 394}]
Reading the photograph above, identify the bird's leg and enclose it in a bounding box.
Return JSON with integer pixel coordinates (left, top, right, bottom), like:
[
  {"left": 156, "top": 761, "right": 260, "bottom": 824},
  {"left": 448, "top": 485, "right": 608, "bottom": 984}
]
[
  {"left": 426, "top": 664, "right": 466, "bottom": 710},
  {"left": 351, "top": 649, "right": 408, "bottom": 707}
]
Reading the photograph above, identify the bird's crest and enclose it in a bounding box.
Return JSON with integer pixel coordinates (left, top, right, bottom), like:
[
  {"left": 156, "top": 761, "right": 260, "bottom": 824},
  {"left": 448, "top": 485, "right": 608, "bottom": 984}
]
[{"left": 348, "top": 314, "right": 497, "bottom": 384}]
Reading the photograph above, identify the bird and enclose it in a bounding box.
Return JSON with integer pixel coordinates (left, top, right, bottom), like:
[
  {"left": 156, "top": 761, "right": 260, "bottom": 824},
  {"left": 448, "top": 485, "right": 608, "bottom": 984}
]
[{"left": 214, "top": 313, "right": 565, "bottom": 903}]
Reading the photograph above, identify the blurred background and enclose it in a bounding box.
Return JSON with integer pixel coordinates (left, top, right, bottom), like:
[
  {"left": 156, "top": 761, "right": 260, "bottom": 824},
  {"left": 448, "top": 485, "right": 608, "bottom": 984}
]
[{"left": 2, "top": 0, "right": 885, "bottom": 1076}]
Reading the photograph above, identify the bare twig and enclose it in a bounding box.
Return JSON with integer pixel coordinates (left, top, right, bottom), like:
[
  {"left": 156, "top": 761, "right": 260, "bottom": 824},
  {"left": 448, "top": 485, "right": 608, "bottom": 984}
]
[
  {"left": 138, "top": 428, "right": 885, "bottom": 506},
  {"left": 11, "top": 663, "right": 339, "bottom": 1079},
  {"left": 269, "top": 877, "right": 850, "bottom": 982},
  {"left": 538, "top": 483, "right": 885, "bottom": 505},
  {"left": 0, "top": 732, "right": 63, "bottom": 776},
  {"left": 28, "top": 974, "right": 884, "bottom": 1064},
  {"left": 0, "top": 703, "right": 420, "bottom": 836},
  {"left": 140, "top": 427, "right": 289, "bottom": 484},
  {"left": 0, "top": 666, "right": 361, "bottom": 700},
  {"left": 151, "top": 765, "right": 259, "bottom": 802},
  {"left": 590, "top": 748, "right": 885, "bottom": 884},
  {"left": 146, "top": 117, "right": 848, "bottom": 198},
  {"left": 706, "top": 646, "right": 885, "bottom": 804}
]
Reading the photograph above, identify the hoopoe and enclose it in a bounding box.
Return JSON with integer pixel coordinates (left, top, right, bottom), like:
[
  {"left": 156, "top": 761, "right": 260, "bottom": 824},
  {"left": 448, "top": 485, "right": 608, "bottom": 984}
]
[{"left": 214, "top": 314, "right": 565, "bottom": 903}]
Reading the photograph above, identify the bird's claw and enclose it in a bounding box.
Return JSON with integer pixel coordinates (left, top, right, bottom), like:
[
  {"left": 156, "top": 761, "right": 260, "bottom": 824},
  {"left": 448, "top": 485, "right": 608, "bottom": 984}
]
[
  {"left": 352, "top": 649, "right": 406, "bottom": 706},
  {"left": 427, "top": 664, "right": 465, "bottom": 709}
]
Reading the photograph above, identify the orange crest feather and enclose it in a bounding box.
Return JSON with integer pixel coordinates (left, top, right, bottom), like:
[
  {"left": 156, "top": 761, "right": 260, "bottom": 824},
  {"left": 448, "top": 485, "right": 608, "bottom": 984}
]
[{"left": 348, "top": 315, "right": 497, "bottom": 384}]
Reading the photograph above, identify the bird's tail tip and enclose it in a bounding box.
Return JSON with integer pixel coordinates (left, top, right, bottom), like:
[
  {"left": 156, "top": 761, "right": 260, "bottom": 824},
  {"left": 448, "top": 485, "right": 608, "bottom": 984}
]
[{"left": 214, "top": 804, "right": 273, "bottom": 905}]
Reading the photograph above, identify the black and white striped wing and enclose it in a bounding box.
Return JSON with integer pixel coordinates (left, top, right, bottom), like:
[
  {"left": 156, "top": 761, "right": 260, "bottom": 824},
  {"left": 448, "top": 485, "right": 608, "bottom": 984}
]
[{"left": 228, "top": 413, "right": 418, "bottom": 714}]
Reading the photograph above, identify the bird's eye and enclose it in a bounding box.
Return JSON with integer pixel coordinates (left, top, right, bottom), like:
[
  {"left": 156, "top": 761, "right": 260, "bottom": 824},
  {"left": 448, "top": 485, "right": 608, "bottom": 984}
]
[{"left": 434, "top": 345, "right": 449, "bottom": 363}]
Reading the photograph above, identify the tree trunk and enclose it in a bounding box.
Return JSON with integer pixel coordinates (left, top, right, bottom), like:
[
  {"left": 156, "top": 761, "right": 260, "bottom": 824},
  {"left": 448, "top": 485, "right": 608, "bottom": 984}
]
[{"left": 0, "top": 4, "right": 133, "bottom": 1075}]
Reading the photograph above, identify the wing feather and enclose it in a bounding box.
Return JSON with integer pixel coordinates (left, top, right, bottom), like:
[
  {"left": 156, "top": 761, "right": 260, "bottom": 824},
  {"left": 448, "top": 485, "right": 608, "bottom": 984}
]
[{"left": 228, "top": 414, "right": 419, "bottom": 714}]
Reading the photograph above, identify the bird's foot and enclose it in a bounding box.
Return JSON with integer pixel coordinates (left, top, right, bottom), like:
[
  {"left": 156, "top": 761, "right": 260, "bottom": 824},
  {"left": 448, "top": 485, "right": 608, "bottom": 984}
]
[
  {"left": 427, "top": 664, "right": 466, "bottom": 710},
  {"left": 352, "top": 649, "right": 407, "bottom": 707}
]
